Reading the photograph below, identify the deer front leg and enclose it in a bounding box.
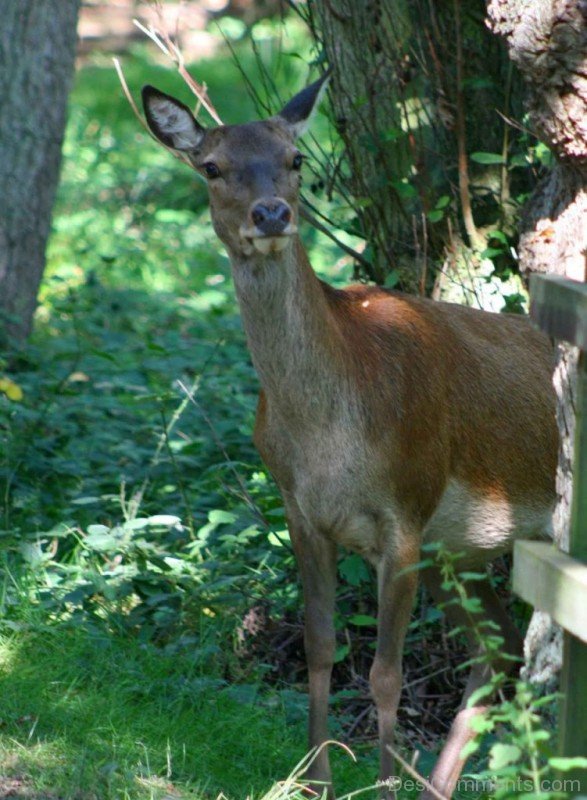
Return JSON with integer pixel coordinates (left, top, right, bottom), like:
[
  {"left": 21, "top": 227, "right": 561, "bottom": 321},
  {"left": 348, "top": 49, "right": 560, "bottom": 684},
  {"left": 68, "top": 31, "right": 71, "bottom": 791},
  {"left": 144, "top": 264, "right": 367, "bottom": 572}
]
[
  {"left": 288, "top": 507, "right": 338, "bottom": 796},
  {"left": 420, "top": 567, "right": 523, "bottom": 799},
  {"left": 370, "top": 539, "right": 421, "bottom": 798}
]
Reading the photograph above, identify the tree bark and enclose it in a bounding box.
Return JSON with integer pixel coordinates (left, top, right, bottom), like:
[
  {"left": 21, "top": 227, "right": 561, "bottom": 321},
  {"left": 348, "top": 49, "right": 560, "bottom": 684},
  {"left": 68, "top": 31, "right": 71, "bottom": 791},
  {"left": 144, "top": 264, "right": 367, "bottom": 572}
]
[
  {"left": 0, "top": 0, "right": 81, "bottom": 344},
  {"left": 308, "top": 0, "right": 417, "bottom": 284},
  {"left": 487, "top": 0, "right": 587, "bottom": 687},
  {"left": 306, "top": 0, "right": 525, "bottom": 299}
]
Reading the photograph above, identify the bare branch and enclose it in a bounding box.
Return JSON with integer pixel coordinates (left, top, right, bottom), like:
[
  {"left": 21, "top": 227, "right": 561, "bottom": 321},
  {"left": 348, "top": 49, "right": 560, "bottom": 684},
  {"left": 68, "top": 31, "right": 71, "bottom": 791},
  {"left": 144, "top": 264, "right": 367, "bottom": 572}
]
[
  {"left": 386, "top": 745, "right": 450, "bottom": 800},
  {"left": 299, "top": 202, "right": 372, "bottom": 273},
  {"left": 132, "top": 0, "right": 223, "bottom": 125}
]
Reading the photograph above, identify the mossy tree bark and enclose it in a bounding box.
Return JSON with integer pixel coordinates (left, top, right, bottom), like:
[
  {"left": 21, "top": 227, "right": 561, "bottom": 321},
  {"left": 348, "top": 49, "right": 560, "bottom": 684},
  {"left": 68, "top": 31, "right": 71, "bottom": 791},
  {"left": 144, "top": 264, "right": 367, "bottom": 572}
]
[
  {"left": 306, "top": 0, "right": 522, "bottom": 293},
  {"left": 487, "top": 0, "right": 587, "bottom": 686},
  {"left": 0, "top": 0, "right": 81, "bottom": 344}
]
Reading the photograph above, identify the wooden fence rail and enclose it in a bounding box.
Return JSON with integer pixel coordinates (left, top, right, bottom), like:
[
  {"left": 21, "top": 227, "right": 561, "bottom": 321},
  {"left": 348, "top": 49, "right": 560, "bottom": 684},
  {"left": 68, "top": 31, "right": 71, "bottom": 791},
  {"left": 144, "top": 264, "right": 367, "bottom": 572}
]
[{"left": 513, "top": 274, "right": 587, "bottom": 796}]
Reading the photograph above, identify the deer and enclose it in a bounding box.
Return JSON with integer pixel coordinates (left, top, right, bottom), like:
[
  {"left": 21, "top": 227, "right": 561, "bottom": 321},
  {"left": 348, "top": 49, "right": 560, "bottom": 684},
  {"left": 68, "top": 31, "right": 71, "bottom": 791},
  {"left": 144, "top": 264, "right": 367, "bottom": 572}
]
[{"left": 141, "top": 72, "right": 558, "bottom": 799}]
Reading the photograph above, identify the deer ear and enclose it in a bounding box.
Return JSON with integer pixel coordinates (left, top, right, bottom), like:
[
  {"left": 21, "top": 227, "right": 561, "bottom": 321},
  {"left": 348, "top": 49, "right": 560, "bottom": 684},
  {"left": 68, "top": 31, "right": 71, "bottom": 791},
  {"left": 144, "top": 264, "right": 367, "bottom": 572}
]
[
  {"left": 142, "top": 85, "right": 206, "bottom": 152},
  {"left": 276, "top": 70, "right": 331, "bottom": 139}
]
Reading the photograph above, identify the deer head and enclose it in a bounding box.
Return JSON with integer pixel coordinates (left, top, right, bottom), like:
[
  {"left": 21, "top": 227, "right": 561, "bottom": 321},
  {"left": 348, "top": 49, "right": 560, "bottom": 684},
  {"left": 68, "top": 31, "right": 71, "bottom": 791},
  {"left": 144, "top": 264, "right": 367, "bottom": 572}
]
[{"left": 141, "top": 74, "right": 329, "bottom": 259}]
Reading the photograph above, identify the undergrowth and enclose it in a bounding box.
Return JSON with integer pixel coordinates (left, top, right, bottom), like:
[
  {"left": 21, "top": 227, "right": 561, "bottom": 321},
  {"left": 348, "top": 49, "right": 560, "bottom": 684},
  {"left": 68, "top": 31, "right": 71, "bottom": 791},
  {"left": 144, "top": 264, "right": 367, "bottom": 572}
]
[{"left": 0, "top": 19, "right": 375, "bottom": 800}]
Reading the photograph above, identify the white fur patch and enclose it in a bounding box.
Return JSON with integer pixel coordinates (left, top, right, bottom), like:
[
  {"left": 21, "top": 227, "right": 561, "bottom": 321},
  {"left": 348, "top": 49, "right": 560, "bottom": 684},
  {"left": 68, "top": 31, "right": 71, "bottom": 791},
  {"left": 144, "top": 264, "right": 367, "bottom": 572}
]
[
  {"left": 423, "top": 479, "right": 552, "bottom": 564},
  {"left": 150, "top": 98, "right": 203, "bottom": 150}
]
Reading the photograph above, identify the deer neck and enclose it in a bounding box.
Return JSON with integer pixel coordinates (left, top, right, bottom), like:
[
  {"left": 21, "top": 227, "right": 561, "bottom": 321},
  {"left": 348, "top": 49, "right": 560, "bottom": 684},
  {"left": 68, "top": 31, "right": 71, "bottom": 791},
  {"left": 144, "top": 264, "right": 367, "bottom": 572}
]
[{"left": 229, "top": 236, "right": 343, "bottom": 416}]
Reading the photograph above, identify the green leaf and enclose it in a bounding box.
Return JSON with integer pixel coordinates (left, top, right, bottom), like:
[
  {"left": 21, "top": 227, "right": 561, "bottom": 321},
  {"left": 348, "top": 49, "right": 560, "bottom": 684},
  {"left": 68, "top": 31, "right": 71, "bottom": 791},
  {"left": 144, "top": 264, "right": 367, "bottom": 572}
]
[
  {"left": 147, "top": 515, "right": 182, "bottom": 527},
  {"left": 481, "top": 247, "right": 505, "bottom": 259},
  {"left": 549, "top": 757, "right": 587, "bottom": 771},
  {"left": 470, "top": 152, "right": 505, "bottom": 165},
  {"left": 469, "top": 714, "right": 494, "bottom": 734},
  {"left": 427, "top": 209, "right": 444, "bottom": 223},
  {"left": 208, "top": 509, "right": 237, "bottom": 525},
  {"left": 488, "top": 229, "right": 509, "bottom": 244},
  {"left": 489, "top": 743, "right": 522, "bottom": 770},
  {"left": 458, "top": 571, "right": 488, "bottom": 582},
  {"left": 391, "top": 180, "right": 417, "bottom": 200},
  {"left": 462, "top": 77, "right": 495, "bottom": 90},
  {"left": 124, "top": 518, "right": 149, "bottom": 531},
  {"left": 89, "top": 348, "right": 117, "bottom": 362},
  {"left": 459, "top": 739, "right": 481, "bottom": 759},
  {"left": 435, "top": 195, "right": 451, "bottom": 210},
  {"left": 517, "top": 793, "right": 551, "bottom": 800},
  {"left": 423, "top": 605, "right": 443, "bottom": 624},
  {"left": 334, "top": 644, "right": 350, "bottom": 663},
  {"left": 421, "top": 541, "right": 443, "bottom": 553},
  {"left": 467, "top": 683, "right": 496, "bottom": 707},
  {"left": 339, "top": 554, "right": 370, "bottom": 586},
  {"left": 349, "top": 614, "right": 378, "bottom": 627},
  {"left": 87, "top": 524, "right": 110, "bottom": 536},
  {"left": 154, "top": 209, "right": 194, "bottom": 225},
  {"left": 396, "top": 558, "right": 434, "bottom": 577},
  {"left": 84, "top": 528, "right": 118, "bottom": 552},
  {"left": 71, "top": 496, "right": 100, "bottom": 505},
  {"left": 267, "top": 529, "right": 289, "bottom": 548},
  {"left": 383, "top": 270, "right": 400, "bottom": 288},
  {"left": 461, "top": 597, "right": 483, "bottom": 613},
  {"left": 381, "top": 128, "right": 404, "bottom": 142},
  {"left": 509, "top": 153, "right": 529, "bottom": 168}
]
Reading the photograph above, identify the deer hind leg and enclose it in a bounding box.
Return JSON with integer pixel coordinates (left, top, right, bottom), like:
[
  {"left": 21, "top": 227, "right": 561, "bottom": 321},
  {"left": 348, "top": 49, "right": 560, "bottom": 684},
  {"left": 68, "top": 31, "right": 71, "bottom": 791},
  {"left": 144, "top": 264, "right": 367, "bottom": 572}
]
[
  {"left": 287, "top": 506, "right": 338, "bottom": 797},
  {"left": 420, "top": 566, "right": 523, "bottom": 799},
  {"left": 370, "top": 538, "right": 421, "bottom": 799}
]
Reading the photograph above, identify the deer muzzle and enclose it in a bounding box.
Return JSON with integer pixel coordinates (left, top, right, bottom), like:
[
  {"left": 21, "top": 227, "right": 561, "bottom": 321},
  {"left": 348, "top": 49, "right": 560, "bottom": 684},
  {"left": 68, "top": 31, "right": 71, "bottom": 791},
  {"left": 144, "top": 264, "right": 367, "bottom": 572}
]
[{"left": 240, "top": 199, "right": 298, "bottom": 255}]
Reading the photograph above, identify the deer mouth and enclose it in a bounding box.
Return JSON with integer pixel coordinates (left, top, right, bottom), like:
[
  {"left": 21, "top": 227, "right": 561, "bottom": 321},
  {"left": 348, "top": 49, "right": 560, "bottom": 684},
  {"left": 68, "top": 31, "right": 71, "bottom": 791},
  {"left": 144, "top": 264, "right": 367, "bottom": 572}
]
[
  {"left": 251, "top": 235, "right": 291, "bottom": 255},
  {"left": 239, "top": 224, "right": 298, "bottom": 256}
]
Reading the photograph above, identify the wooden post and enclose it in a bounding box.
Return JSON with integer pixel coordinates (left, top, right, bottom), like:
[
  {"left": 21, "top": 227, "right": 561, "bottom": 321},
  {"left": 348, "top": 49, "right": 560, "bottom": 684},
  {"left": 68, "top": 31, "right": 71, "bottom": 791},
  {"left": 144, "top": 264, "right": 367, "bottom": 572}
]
[
  {"left": 559, "top": 347, "right": 587, "bottom": 788},
  {"left": 514, "top": 274, "right": 587, "bottom": 794}
]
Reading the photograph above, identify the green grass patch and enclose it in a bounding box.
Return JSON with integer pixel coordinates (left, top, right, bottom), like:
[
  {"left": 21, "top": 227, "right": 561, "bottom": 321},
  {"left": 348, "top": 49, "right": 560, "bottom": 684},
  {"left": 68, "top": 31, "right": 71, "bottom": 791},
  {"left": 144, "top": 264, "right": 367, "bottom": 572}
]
[{"left": 0, "top": 624, "right": 309, "bottom": 799}]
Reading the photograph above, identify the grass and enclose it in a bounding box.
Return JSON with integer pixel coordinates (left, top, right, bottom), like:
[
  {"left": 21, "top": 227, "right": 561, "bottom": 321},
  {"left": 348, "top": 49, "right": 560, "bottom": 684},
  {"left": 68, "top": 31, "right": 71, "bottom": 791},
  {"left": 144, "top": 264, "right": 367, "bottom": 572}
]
[{"left": 0, "top": 624, "right": 320, "bottom": 799}]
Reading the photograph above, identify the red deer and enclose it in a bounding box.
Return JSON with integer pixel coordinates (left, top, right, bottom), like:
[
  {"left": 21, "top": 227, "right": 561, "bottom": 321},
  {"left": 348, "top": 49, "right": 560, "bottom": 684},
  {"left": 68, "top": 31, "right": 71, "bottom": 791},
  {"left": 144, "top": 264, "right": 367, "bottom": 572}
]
[{"left": 141, "top": 73, "right": 558, "bottom": 798}]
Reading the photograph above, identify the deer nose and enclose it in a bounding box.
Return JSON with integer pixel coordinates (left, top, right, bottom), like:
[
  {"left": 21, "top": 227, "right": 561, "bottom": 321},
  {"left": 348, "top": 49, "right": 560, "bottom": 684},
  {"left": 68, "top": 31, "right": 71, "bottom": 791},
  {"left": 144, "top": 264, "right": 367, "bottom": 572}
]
[{"left": 250, "top": 201, "right": 292, "bottom": 236}]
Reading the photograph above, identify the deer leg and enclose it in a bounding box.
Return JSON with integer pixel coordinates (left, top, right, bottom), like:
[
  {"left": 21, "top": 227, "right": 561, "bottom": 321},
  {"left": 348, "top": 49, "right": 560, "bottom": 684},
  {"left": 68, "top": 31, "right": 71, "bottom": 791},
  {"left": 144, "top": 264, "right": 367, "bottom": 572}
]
[
  {"left": 288, "top": 506, "right": 338, "bottom": 796},
  {"left": 420, "top": 567, "right": 523, "bottom": 799},
  {"left": 370, "top": 539, "right": 421, "bottom": 798}
]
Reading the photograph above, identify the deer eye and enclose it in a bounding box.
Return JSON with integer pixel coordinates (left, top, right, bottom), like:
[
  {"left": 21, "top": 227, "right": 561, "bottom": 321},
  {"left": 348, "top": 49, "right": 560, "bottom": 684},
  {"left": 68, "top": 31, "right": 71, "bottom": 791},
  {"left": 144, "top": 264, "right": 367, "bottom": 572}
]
[
  {"left": 202, "top": 162, "right": 221, "bottom": 179},
  {"left": 292, "top": 153, "right": 303, "bottom": 170}
]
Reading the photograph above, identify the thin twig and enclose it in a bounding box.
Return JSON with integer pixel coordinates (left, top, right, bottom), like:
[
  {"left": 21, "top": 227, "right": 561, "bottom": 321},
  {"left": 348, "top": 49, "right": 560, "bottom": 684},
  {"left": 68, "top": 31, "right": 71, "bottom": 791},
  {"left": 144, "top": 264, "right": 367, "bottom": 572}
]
[
  {"left": 494, "top": 109, "right": 535, "bottom": 138},
  {"left": 113, "top": 56, "right": 193, "bottom": 167},
  {"left": 132, "top": 2, "right": 222, "bottom": 124},
  {"left": 178, "top": 380, "right": 270, "bottom": 532},
  {"left": 499, "top": 61, "right": 513, "bottom": 209},
  {"left": 403, "top": 663, "right": 451, "bottom": 690},
  {"left": 113, "top": 57, "right": 151, "bottom": 136},
  {"left": 345, "top": 703, "right": 372, "bottom": 738},
  {"left": 453, "top": 0, "right": 481, "bottom": 251},
  {"left": 387, "top": 745, "right": 450, "bottom": 800},
  {"left": 299, "top": 203, "right": 372, "bottom": 271}
]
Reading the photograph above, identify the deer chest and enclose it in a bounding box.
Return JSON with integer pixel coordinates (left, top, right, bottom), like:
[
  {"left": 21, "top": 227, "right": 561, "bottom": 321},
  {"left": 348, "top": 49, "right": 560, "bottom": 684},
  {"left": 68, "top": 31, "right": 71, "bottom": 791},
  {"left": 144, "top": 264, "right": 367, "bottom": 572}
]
[{"left": 253, "top": 412, "right": 396, "bottom": 561}]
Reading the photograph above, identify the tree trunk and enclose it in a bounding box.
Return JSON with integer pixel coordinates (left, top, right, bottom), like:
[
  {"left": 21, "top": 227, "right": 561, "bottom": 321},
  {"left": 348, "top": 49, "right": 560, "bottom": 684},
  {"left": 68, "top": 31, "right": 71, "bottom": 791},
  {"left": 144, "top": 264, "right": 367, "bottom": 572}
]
[
  {"left": 487, "top": 0, "right": 587, "bottom": 687},
  {"left": 307, "top": 0, "right": 415, "bottom": 285},
  {"left": 0, "top": 0, "right": 81, "bottom": 344},
  {"left": 305, "top": 0, "right": 523, "bottom": 296}
]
